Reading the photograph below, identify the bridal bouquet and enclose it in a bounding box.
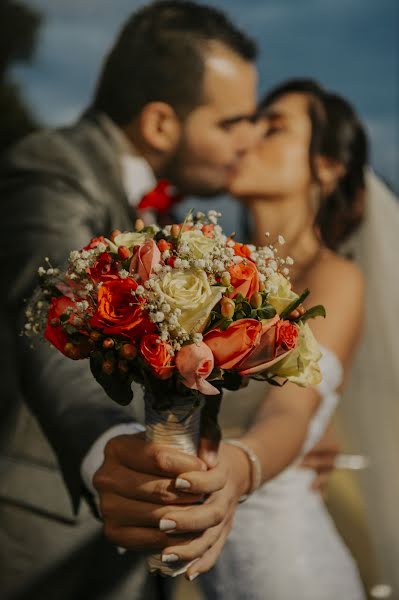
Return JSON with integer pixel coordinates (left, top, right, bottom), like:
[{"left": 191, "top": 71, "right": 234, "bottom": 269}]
[{"left": 25, "top": 210, "right": 324, "bottom": 574}]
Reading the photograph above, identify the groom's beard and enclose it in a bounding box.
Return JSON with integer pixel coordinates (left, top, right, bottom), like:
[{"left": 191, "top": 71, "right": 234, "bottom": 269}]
[{"left": 161, "top": 138, "right": 227, "bottom": 198}]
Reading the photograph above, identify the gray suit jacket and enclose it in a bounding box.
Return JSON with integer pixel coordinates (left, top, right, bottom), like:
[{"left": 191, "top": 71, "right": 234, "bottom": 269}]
[{"left": 0, "top": 112, "right": 143, "bottom": 521}]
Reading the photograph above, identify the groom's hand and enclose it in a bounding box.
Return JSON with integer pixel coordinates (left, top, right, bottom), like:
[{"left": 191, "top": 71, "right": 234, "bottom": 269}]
[
  {"left": 300, "top": 424, "right": 340, "bottom": 497},
  {"left": 93, "top": 431, "right": 207, "bottom": 550}
]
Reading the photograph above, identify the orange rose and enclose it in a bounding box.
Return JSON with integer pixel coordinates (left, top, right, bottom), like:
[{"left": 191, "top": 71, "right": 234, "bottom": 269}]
[
  {"left": 140, "top": 334, "right": 175, "bottom": 379},
  {"left": 203, "top": 318, "right": 262, "bottom": 370},
  {"left": 228, "top": 259, "right": 260, "bottom": 300},
  {"left": 231, "top": 241, "right": 252, "bottom": 259},
  {"left": 45, "top": 296, "right": 76, "bottom": 354},
  {"left": 276, "top": 320, "right": 299, "bottom": 350},
  {"left": 90, "top": 279, "right": 155, "bottom": 342}
]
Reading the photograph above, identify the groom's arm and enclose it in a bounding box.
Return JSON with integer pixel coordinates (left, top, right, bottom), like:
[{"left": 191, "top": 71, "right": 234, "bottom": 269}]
[{"left": 1, "top": 169, "right": 142, "bottom": 511}]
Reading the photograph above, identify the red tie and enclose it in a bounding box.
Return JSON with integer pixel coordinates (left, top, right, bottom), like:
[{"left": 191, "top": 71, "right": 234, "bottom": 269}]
[{"left": 137, "top": 180, "right": 183, "bottom": 214}]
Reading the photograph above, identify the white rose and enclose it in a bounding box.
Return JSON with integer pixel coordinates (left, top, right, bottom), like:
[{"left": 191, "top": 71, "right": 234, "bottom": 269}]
[
  {"left": 113, "top": 232, "right": 149, "bottom": 248},
  {"left": 159, "top": 267, "right": 224, "bottom": 334},
  {"left": 180, "top": 229, "right": 218, "bottom": 259},
  {"left": 266, "top": 272, "right": 298, "bottom": 315},
  {"left": 270, "top": 322, "right": 322, "bottom": 387}
]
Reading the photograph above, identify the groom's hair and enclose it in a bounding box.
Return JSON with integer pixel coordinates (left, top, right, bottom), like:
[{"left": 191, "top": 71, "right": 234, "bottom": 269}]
[{"left": 92, "top": 0, "right": 257, "bottom": 124}]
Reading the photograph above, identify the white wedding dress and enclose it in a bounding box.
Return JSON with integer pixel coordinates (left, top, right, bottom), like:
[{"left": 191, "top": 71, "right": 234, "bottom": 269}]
[{"left": 199, "top": 346, "right": 366, "bottom": 600}]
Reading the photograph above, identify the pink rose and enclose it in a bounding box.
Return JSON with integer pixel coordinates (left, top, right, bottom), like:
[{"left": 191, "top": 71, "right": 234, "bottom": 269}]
[
  {"left": 129, "top": 239, "right": 161, "bottom": 282},
  {"left": 176, "top": 342, "right": 219, "bottom": 395}
]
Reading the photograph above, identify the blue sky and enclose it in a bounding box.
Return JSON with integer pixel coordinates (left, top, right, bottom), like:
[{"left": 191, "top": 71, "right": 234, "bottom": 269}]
[{"left": 12, "top": 0, "right": 398, "bottom": 199}]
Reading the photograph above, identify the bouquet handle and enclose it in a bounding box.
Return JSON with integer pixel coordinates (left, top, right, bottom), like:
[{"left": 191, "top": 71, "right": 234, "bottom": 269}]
[{"left": 144, "top": 393, "right": 204, "bottom": 577}]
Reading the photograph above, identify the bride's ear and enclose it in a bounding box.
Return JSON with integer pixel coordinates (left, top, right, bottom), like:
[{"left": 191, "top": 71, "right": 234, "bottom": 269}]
[
  {"left": 315, "top": 156, "right": 346, "bottom": 196},
  {"left": 138, "top": 102, "right": 181, "bottom": 154}
]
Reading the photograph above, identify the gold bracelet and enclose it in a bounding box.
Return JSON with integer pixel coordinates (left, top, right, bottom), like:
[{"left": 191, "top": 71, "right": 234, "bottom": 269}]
[{"left": 225, "top": 439, "right": 262, "bottom": 503}]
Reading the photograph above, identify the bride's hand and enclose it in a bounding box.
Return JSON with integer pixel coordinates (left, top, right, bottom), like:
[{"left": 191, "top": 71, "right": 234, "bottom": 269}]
[{"left": 160, "top": 442, "right": 251, "bottom": 580}]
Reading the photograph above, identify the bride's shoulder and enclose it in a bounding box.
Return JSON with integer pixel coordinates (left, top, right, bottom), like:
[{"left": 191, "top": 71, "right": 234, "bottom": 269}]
[
  {"left": 300, "top": 249, "right": 365, "bottom": 364},
  {"left": 305, "top": 248, "right": 364, "bottom": 300}
]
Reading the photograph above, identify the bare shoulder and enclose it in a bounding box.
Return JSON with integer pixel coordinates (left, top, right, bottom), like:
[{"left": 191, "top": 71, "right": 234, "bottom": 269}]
[
  {"left": 298, "top": 250, "right": 365, "bottom": 366},
  {"left": 301, "top": 249, "right": 365, "bottom": 305}
]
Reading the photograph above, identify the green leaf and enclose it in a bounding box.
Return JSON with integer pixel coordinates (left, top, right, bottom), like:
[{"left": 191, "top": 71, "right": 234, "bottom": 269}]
[
  {"left": 280, "top": 288, "right": 310, "bottom": 319},
  {"left": 241, "top": 301, "right": 252, "bottom": 316},
  {"left": 257, "top": 304, "right": 277, "bottom": 320},
  {"left": 207, "top": 367, "right": 224, "bottom": 381},
  {"left": 90, "top": 357, "right": 133, "bottom": 406},
  {"left": 251, "top": 373, "right": 288, "bottom": 386},
  {"left": 234, "top": 311, "right": 245, "bottom": 320},
  {"left": 221, "top": 370, "right": 243, "bottom": 390},
  {"left": 298, "top": 304, "right": 326, "bottom": 322},
  {"left": 220, "top": 318, "right": 233, "bottom": 331}
]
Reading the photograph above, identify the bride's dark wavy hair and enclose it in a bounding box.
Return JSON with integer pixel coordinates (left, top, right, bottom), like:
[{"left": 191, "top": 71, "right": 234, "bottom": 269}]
[{"left": 260, "top": 79, "right": 369, "bottom": 250}]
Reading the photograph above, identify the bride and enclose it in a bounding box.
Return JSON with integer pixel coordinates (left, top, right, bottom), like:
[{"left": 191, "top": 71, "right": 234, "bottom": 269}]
[{"left": 194, "top": 79, "right": 370, "bottom": 598}]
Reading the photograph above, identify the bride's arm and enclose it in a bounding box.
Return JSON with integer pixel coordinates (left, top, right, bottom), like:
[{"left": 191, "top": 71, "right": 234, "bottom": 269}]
[
  {"left": 158, "top": 255, "right": 365, "bottom": 579},
  {"left": 239, "top": 253, "right": 364, "bottom": 484}
]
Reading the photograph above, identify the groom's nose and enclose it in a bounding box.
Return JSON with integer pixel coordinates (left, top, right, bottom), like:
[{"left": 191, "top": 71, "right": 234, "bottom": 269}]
[{"left": 234, "top": 120, "right": 263, "bottom": 158}]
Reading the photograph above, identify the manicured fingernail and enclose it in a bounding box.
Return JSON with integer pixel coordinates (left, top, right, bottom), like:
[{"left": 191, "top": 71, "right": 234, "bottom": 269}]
[
  {"left": 175, "top": 478, "right": 191, "bottom": 489},
  {"left": 189, "top": 571, "right": 200, "bottom": 581},
  {"left": 159, "top": 519, "right": 177, "bottom": 532},
  {"left": 162, "top": 553, "right": 179, "bottom": 563}
]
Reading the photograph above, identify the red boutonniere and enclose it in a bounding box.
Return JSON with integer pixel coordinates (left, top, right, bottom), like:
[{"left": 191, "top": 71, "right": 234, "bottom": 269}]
[{"left": 137, "top": 180, "right": 183, "bottom": 214}]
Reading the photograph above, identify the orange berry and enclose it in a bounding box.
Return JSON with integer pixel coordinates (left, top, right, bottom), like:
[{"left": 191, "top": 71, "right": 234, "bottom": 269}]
[
  {"left": 102, "top": 337, "right": 115, "bottom": 349},
  {"left": 64, "top": 342, "right": 81, "bottom": 360},
  {"left": 120, "top": 343, "right": 137, "bottom": 360},
  {"left": 250, "top": 292, "right": 262, "bottom": 309},
  {"left": 90, "top": 330, "right": 102, "bottom": 342},
  {"left": 135, "top": 218, "right": 145, "bottom": 232},
  {"left": 118, "top": 245, "right": 130, "bottom": 260},
  {"left": 102, "top": 360, "right": 114, "bottom": 375},
  {"left": 171, "top": 224, "right": 181, "bottom": 237},
  {"left": 110, "top": 229, "right": 121, "bottom": 242},
  {"left": 157, "top": 239, "right": 169, "bottom": 252},
  {"left": 221, "top": 297, "right": 235, "bottom": 319}
]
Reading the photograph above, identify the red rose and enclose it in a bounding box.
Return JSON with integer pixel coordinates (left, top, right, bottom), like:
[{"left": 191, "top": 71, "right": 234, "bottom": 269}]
[
  {"left": 87, "top": 252, "right": 119, "bottom": 283},
  {"left": 83, "top": 236, "right": 107, "bottom": 250},
  {"left": 140, "top": 334, "right": 175, "bottom": 379},
  {"left": 228, "top": 259, "right": 260, "bottom": 300},
  {"left": 89, "top": 279, "right": 155, "bottom": 342},
  {"left": 276, "top": 320, "right": 299, "bottom": 350},
  {"left": 44, "top": 296, "right": 75, "bottom": 354}
]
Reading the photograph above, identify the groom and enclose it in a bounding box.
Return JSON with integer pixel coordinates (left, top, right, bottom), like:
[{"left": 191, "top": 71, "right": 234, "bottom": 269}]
[{"left": 0, "top": 2, "right": 259, "bottom": 598}]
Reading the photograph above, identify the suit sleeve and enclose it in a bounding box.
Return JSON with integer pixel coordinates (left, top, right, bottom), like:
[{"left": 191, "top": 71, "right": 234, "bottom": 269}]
[{"left": 1, "top": 174, "right": 138, "bottom": 512}]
